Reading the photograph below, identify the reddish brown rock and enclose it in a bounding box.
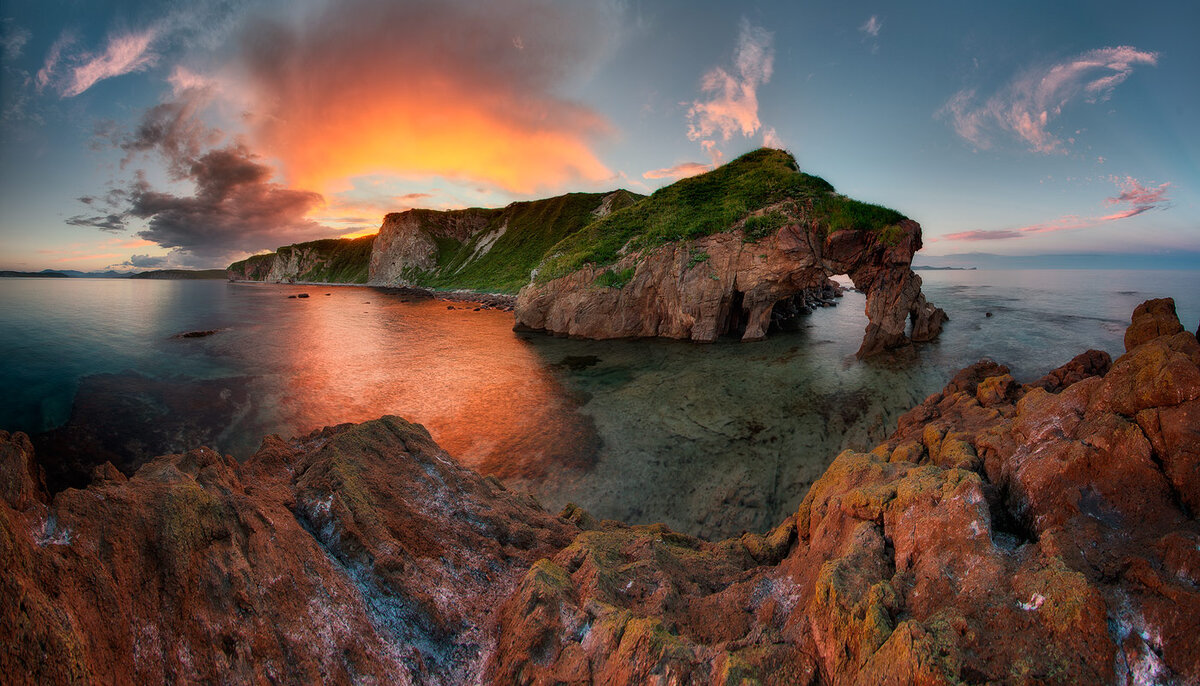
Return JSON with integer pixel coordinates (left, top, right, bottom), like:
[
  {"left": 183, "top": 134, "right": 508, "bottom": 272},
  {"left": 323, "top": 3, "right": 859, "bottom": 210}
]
[
  {"left": 516, "top": 216, "right": 945, "bottom": 357},
  {"left": 492, "top": 300, "right": 1200, "bottom": 683},
  {"left": 1027, "top": 349, "right": 1112, "bottom": 393},
  {"left": 1124, "top": 297, "right": 1185, "bottom": 352},
  {"left": 1, "top": 417, "right": 575, "bottom": 684},
  {"left": 4, "top": 300, "right": 1199, "bottom": 684}
]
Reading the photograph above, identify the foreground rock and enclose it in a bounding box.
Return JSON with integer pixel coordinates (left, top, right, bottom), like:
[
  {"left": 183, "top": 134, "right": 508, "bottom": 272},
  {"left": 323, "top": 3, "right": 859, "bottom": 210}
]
[
  {"left": 2, "top": 418, "right": 574, "bottom": 683},
  {"left": 3, "top": 299, "right": 1197, "bottom": 684}
]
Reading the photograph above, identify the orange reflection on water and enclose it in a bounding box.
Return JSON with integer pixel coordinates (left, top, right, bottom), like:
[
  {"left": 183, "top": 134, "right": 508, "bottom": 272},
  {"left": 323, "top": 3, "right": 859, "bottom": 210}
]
[{"left": 261, "top": 288, "right": 596, "bottom": 482}]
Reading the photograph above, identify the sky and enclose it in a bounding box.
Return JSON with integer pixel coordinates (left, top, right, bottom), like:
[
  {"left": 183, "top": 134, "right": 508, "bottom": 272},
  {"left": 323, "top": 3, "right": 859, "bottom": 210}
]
[{"left": 0, "top": 0, "right": 1197, "bottom": 271}]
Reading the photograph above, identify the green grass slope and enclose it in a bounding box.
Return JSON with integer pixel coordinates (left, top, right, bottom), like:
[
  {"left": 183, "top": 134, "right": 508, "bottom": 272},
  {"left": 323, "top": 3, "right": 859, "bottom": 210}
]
[
  {"left": 291, "top": 235, "right": 376, "bottom": 283},
  {"left": 535, "top": 148, "right": 906, "bottom": 282},
  {"left": 410, "top": 190, "right": 642, "bottom": 293}
]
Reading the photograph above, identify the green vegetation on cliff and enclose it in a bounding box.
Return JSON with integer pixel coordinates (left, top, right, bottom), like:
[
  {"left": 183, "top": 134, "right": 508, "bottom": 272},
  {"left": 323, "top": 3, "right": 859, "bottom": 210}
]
[
  {"left": 225, "top": 149, "right": 905, "bottom": 292},
  {"left": 535, "top": 148, "right": 907, "bottom": 282},
  {"left": 292, "top": 236, "right": 375, "bottom": 283},
  {"left": 228, "top": 235, "right": 374, "bottom": 283},
  {"left": 407, "top": 190, "right": 642, "bottom": 293}
]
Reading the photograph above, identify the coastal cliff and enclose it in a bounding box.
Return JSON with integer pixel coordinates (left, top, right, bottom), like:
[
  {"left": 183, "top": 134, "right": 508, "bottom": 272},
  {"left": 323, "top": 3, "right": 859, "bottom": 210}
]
[
  {"left": 226, "top": 235, "right": 374, "bottom": 284},
  {"left": 368, "top": 191, "right": 641, "bottom": 293},
  {"left": 4, "top": 299, "right": 1198, "bottom": 684},
  {"left": 515, "top": 149, "right": 946, "bottom": 357},
  {"left": 222, "top": 151, "right": 942, "bottom": 355}
]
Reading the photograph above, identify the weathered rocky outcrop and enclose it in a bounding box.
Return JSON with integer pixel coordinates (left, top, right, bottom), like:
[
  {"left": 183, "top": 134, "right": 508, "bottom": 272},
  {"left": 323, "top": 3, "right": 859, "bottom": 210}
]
[
  {"left": 226, "top": 235, "right": 374, "bottom": 284},
  {"left": 2, "top": 417, "right": 575, "bottom": 684},
  {"left": 489, "top": 297, "right": 1200, "bottom": 683},
  {"left": 4, "top": 300, "right": 1197, "bottom": 684},
  {"left": 516, "top": 214, "right": 946, "bottom": 357}
]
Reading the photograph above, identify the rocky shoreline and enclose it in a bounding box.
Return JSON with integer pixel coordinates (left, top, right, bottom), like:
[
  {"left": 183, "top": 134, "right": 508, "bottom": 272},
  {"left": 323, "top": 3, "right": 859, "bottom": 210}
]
[{"left": 3, "top": 298, "right": 1198, "bottom": 684}]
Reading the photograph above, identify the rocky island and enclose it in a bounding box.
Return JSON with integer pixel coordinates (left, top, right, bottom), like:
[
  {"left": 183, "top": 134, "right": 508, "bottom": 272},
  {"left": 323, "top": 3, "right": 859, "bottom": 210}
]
[
  {"left": 226, "top": 150, "right": 945, "bottom": 357},
  {"left": 4, "top": 298, "right": 1197, "bottom": 684}
]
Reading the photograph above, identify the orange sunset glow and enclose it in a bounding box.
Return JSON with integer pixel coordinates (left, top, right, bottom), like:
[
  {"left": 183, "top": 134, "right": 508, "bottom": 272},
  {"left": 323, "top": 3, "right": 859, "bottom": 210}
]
[{"left": 257, "top": 98, "right": 613, "bottom": 196}]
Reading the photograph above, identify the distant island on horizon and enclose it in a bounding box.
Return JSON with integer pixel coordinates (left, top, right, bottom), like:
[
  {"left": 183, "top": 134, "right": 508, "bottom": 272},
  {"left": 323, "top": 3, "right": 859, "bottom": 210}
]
[{"left": 0, "top": 268, "right": 227, "bottom": 279}]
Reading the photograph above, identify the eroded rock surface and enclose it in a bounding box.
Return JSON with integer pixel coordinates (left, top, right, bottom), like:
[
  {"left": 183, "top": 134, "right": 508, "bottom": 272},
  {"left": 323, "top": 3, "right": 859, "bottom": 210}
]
[
  {"left": 515, "top": 216, "right": 946, "bottom": 358},
  {"left": 2, "top": 417, "right": 574, "bottom": 684},
  {"left": 4, "top": 300, "right": 1198, "bottom": 684}
]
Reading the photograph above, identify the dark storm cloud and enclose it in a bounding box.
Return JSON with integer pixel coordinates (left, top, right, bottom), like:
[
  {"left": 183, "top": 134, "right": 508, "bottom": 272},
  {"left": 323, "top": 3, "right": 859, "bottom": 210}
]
[
  {"left": 126, "top": 144, "right": 329, "bottom": 260},
  {"left": 76, "top": 83, "right": 333, "bottom": 265},
  {"left": 66, "top": 213, "right": 127, "bottom": 232}
]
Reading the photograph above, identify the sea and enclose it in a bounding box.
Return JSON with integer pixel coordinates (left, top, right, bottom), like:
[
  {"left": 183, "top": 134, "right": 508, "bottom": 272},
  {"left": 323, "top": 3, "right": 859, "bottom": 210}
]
[{"left": 2, "top": 269, "right": 1197, "bottom": 539}]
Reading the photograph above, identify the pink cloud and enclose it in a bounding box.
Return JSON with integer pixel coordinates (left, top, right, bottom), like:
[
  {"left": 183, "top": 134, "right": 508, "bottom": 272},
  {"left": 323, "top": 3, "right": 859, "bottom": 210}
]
[
  {"left": 643, "top": 162, "right": 711, "bottom": 180},
  {"left": 762, "top": 127, "right": 784, "bottom": 149},
  {"left": 62, "top": 28, "right": 159, "bottom": 97},
  {"left": 943, "top": 176, "right": 1170, "bottom": 241},
  {"left": 859, "top": 16, "right": 882, "bottom": 38},
  {"left": 940, "top": 46, "right": 1158, "bottom": 153},
  {"left": 687, "top": 20, "right": 773, "bottom": 163},
  {"left": 35, "top": 31, "right": 74, "bottom": 93}
]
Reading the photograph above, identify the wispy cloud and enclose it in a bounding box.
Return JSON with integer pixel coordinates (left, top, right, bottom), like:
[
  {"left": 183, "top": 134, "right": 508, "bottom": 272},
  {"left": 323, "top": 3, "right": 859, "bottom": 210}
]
[
  {"left": 859, "top": 15, "right": 882, "bottom": 38},
  {"left": 60, "top": 28, "right": 159, "bottom": 97},
  {"left": 643, "top": 162, "right": 711, "bottom": 180},
  {"left": 943, "top": 175, "right": 1171, "bottom": 241},
  {"left": 1, "top": 19, "right": 31, "bottom": 61},
  {"left": 762, "top": 127, "right": 784, "bottom": 149},
  {"left": 686, "top": 19, "right": 774, "bottom": 165},
  {"left": 35, "top": 32, "right": 74, "bottom": 93},
  {"left": 940, "top": 46, "right": 1158, "bottom": 154}
]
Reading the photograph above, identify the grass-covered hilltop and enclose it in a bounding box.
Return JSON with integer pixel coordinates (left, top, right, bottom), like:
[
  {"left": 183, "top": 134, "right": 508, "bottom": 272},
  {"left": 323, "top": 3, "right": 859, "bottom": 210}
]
[
  {"left": 534, "top": 148, "right": 907, "bottom": 284},
  {"left": 226, "top": 149, "right": 911, "bottom": 297},
  {"left": 513, "top": 148, "right": 945, "bottom": 355}
]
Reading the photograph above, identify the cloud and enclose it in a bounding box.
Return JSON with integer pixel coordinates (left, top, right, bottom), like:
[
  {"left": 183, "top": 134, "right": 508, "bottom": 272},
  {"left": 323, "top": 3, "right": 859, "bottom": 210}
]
[
  {"left": 65, "top": 213, "right": 128, "bottom": 233},
  {"left": 860, "top": 16, "right": 882, "bottom": 38},
  {"left": 940, "top": 46, "right": 1158, "bottom": 153},
  {"left": 762, "top": 127, "right": 784, "bottom": 149},
  {"left": 77, "top": 86, "right": 334, "bottom": 265},
  {"left": 643, "top": 162, "right": 711, "bottom": 180},
  {"left": 118, "top": 82, "right": 221, "bottom": 177},
  {"left": 686, "top": 19, "right": 774, "bottom": 163},
  {"left": 125, "top": 145, "right": 329, "bottom": 261},
  {"left": 36, "top": 32, "right": 74, "bottom": 93},
  {"left": 1102, "top": 175, "right": 1170, "bottom": 219},
  {"left": 122, "top": 253, "right": 173, "bottom": 269},
  {"left": 1, "top": 20, "right": 31, "bottom": 61},
  {"left": 237, "top": 0, "right": 615, "bottom": 195},
  {"left": 943, "top": 175, "right": 1170, "bottom": 241},
  {"left": 62, "top": 28, "right": 159, "bottom": 97}
]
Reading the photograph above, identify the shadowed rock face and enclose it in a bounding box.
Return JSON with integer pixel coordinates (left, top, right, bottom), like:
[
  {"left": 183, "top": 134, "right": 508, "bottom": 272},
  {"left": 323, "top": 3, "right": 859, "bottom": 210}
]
[
  {"left": 369, "top": 209, "right": 493, "bottom": 285},
  {"left": 3, "top": 300, "right": 1197, "bottom": 684},
  {"left": 515, "top": 217, "right": 946, "bottom": 358}
]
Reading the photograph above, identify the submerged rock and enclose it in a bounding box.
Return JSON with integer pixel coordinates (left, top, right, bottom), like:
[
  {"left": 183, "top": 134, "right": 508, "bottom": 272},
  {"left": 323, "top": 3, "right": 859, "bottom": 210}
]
[
  {"left": 3, "top": 300, "right": 1197, "bottom": 683},
  {"left": 169, "top": 329, "right": 222, "bottom": 339}
]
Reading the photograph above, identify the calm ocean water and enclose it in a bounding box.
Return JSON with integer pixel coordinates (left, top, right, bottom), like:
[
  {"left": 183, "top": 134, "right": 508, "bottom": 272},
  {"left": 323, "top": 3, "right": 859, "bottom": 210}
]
[{"left": 2, "top": 270, "right": 1197, "bottom": 538}]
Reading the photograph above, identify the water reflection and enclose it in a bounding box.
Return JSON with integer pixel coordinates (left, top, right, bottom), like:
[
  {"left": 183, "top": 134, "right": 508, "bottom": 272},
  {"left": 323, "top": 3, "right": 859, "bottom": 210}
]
[
  {"left": 5, "top": 271, "right": 1197, "bottom": 541},
  {"left": 220, "top": 287, "right": 599, "bottom": 482}
]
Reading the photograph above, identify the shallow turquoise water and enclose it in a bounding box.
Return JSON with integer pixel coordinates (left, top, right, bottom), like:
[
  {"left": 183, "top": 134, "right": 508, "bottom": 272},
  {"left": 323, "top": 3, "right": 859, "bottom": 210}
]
[{"left": 1, "top": 270, "right": 1196, "bottom": 537}]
